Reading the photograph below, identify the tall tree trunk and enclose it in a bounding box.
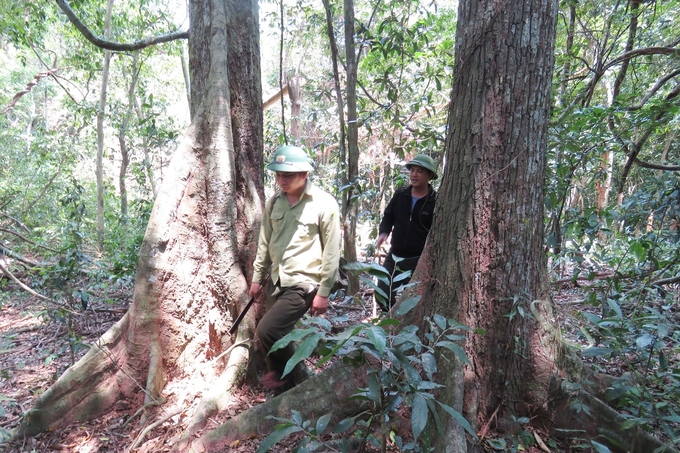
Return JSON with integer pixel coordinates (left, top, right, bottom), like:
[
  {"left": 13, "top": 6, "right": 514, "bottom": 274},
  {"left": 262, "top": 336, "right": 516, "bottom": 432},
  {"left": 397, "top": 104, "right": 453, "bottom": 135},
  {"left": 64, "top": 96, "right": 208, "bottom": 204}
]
[
  {"left": 16, "top": 0, "right": 263, "bottom": 438},
  {"left": 96, "top": 0, "right": 114, "bottom": 249},
  {"left": 343, "top": 0, "right": 360, "bottom": 293},
  {"left": 408, "top": 0, "right": 560, "bottom": 450},
  {"left": 118, "top": 51, "right": 140, "bottom": 220}
]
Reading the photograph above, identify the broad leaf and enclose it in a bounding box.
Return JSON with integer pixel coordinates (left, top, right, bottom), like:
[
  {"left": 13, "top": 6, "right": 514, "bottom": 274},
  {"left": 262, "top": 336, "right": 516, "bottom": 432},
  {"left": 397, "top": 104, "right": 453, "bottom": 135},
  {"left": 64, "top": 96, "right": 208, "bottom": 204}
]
[
  {"left": 281, "top": 333, "right": 321, "bottom": 378},
  {"left": 270, "top": 328, "right": 317, "bottom": 353},
  {"left": 411, "top": 393, "right": 428, "bottom": 440},
  {"left": 581, "top": 347, "right": 614, "bottom": 357},
  {"left": 315, "top": 413, "right": 332, "bottom": 434},
  {"left": 394, "top": 296, "right": 421, "bottom": 316},
  {"left": 257, "top": 425, "right": 302, "bottom": 453},
  {"left": 366, "top": 325, "right": 387, "bottom": 356},
  {"left": 437, "top": 402, "right": 477, "bottom": 439}
]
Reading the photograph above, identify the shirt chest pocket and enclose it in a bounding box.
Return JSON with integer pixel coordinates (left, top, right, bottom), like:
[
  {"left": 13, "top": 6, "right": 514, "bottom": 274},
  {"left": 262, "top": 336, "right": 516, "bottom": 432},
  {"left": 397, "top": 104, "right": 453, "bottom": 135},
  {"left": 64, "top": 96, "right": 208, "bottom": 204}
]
[
  {"left": 296, "top": 211, "right": 320, "bottom": 241},
  {"left": 270, "top": 210, "right": 286, "bottom": 236}
]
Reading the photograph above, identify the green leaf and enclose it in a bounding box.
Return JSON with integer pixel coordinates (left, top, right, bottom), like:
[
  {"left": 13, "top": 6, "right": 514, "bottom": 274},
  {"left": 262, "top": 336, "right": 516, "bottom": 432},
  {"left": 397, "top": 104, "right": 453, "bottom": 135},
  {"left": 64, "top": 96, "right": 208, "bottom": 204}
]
[
  {"left": 635, "top": 334, "right": 655, "bottom": 350},
  {"left": 366, "top": 325, "right": 387, "bottom": 356},
  {"left": 270, "top": 328, "right": 317, "bottom": 353},
  {"left": 590, "top": 440, "right": 613, "bottom": 453},
  {"left": 581, "top": 347, "right": 614, "bottom": 357},
  {"left": 437, "top": 402, "right": 477, "bottom": 439},
  {"left": 433, "top": 314, "right": 446, "bottom": 330},
  {"left": 315, "top": 413, "right": 332, "bottom": 434},
  {"left": 436, "top": 341, "right": 472, "bottom": 366},
  {"left": 257, "top": 425, "right": 302, "bottom": 453},
  {"left": 334, "top": 416, "right": 355, "bottom": 434},
  {"left": 411, "top": 393, "right": 428, "bottom": 440},
  {"left": 361, "top": 277, "right": 389, "bottom": 299},
  {"left": 393, "top": 270, "right": 412, "bottom": 283},
  {"left": 394, "top": 296, "right": 420, "bottom": 316},
  {"left": 606, "top": 298, "right": 623, "bottom": 319},
  {"left": 367, "top": 373, "right": 382, "bottom": 405},
  {"left": 281, "top": 333, "right": 321, "bottom": 378},
  {"left": 421, "top": 352, "right": 437, "bottom": 379},
  {"left": 317, "top": 325, "right": 364, "bottom": 366}
]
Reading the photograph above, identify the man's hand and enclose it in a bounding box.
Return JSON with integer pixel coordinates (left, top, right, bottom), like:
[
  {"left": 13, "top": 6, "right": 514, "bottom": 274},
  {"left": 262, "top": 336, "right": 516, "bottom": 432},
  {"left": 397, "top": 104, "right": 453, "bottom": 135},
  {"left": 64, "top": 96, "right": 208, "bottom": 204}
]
[
  {"left": 249, "top": 282, "right": 262, "bottom": 300},
  {"left": 376, "top": 233, "right": 389, "bottom": 250},
  {"left": 310, "top": 294, "right": 329, "bottom": 316}
]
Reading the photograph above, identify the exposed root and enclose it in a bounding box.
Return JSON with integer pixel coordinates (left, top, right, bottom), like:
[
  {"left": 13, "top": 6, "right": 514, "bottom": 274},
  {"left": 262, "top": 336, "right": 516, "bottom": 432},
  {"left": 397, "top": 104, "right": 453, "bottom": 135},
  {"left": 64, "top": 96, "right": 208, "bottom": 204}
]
[
  {"left": 172, "top": 335, "right": 254, "bottom": 451},
  {"left": 12, "top": 313, "right": 136, "bottom": 439},
  {"left": 180, "top": 361, "right": 369, "bottom": 453},
  {"left": 126, "top": 408, "right": 183, "bottom": 452}
]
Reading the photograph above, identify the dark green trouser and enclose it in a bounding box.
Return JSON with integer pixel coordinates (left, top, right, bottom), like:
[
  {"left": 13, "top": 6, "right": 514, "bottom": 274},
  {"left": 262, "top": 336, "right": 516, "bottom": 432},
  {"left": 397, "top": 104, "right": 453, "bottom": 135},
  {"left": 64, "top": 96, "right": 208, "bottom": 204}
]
[{"left": 256, "top": 282, "right": 316, "bottom": 379}]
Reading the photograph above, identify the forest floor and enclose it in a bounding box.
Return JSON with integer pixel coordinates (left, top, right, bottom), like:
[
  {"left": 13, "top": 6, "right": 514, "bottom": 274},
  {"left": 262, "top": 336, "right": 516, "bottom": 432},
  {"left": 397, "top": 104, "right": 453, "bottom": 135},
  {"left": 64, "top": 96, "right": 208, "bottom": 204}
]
[{"left": 0, "top": 275, "right": 673, "bottom": 453}]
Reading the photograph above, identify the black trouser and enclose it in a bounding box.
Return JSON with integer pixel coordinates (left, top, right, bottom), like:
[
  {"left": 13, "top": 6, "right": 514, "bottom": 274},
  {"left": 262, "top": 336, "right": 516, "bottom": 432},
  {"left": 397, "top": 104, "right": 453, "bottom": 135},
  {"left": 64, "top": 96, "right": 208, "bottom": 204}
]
[
  {"left": 256, "top": 282, "right": 316, "bottom": 380},
  {"left": 376, "top": 253, "right": 420, "bottom": 311}
]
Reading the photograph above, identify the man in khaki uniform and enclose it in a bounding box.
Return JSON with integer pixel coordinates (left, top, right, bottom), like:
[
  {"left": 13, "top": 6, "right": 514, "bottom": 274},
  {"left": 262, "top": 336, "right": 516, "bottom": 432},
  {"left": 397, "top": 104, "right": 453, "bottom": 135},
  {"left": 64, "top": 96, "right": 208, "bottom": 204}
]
[{"left": 249, "top": 145, "right": 341, "bottom": 393}]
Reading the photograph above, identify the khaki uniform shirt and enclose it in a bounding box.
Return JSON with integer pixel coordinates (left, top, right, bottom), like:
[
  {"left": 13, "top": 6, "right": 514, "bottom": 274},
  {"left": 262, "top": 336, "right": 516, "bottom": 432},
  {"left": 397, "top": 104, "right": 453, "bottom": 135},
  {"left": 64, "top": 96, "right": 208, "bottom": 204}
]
[{"left": 252, "top": 181, "right": 341, "bottom": 298}]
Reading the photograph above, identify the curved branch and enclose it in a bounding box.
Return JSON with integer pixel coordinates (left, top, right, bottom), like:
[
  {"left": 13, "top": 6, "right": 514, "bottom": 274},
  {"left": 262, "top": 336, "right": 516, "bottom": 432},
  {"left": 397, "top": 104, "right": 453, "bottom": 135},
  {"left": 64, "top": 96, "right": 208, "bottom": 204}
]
[
  {"left": 652, "top": 274, "right": 680, "bottom": 286},
  {"left": 628, "top": 69, "right": 680, "bottom": 111},
  {"left": 634, "top": 158, "right": 680, "bottom": 172},
  {"left": 55, "top": 0, "right": 188, "bottom": 52},
  {"left": 0, "top": 228, "right": 59, "bottom": 253},
  {"left": 1, "top": 70, "right": 61, "bottom": 115},
  {"left": 603, "top": 45, "right": 680, "bottom": 73}
]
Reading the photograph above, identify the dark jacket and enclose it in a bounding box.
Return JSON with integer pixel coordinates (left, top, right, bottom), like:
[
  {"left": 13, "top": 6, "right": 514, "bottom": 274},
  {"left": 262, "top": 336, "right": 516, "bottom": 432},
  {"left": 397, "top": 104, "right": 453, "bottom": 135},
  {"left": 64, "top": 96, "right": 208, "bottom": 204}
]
[{"left": 378, "top": 185, "right": 437, "bottom": 258}]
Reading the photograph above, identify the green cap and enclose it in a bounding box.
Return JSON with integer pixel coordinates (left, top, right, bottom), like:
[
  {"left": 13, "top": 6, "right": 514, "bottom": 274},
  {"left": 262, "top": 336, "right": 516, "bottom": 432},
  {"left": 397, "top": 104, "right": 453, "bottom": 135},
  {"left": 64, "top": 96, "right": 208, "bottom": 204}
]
[
  {"left": 405, "top": 154, "right": 438, "bottom": 179},
  {"left": 266, "top": 145, "right": 314, "bottom": 172}
]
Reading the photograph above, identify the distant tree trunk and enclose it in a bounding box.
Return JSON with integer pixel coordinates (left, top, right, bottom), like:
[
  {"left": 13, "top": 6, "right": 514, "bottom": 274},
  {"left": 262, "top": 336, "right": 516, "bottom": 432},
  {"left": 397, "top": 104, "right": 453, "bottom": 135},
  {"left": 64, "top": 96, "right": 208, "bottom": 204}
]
[
  {"left": 342, "top": 0, "right": 360, "bottom": 293},
  {"left": 118, "top": 51, "right": 140, "bottom": 220},
  {"left": 16, "top": 0, "right": 264, "bottom": 440},
  {"left": 96, "top": 0, "right": 114, "bottom": 249},
  {"left": 287, "top": 74, "right": 302, "bottom": 139},
  {"left": 408, "top": 0, "right": 560, "bottom": 450}
]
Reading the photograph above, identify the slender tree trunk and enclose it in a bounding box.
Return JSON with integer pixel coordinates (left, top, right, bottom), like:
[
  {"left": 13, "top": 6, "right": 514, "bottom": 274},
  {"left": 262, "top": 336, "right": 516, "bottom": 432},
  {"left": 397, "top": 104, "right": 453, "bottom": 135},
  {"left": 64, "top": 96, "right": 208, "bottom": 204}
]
[
  {"left": 96, "top": 0, "right": 114, "bottom": 249},
  {"left": 118, "top": 51, "right": 140, "bottom": 220},
  {"left": 287, "top": 75, "right": 302, "bottom": 139},
  {"left": 343, "top": 0, "right": 360, "bottom": 293}
]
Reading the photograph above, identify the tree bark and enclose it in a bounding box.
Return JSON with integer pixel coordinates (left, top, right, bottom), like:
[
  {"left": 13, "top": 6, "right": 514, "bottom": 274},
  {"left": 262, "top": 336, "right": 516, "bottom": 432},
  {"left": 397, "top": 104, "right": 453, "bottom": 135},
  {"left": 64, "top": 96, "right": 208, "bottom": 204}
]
[
  {"left": 96, "top": 0, "right": 114, "bottom": 249},
  {"left": 406, "top": 0, "right": 560, "bottom": 450},
  {"left": 15, "top": 0, "right": 263, "bottom": 439},
  {"left": 343, "top": 0, "right": 360, "bottom": 294}
]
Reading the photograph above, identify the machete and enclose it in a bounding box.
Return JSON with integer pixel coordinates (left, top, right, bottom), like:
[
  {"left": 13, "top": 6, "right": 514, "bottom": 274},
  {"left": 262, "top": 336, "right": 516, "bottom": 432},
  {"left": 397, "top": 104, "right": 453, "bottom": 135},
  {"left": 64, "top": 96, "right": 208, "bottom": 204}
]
[{"left": 229, "top": 275, "right": 270, "bottom": 335}]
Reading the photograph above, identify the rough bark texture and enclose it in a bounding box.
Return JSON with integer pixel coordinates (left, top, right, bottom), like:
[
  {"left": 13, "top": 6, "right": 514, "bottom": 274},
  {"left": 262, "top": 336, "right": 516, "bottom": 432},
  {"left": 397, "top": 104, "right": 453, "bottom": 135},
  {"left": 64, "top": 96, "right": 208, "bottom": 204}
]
[
  {"left": 405, "top": 0, "right": 560, "bottom": 450},
  {"left": 15, "top": 0, "right": 264, "bottom": 438},
  {"left": 181, "top": 361, "right": 369, "bottom": 453}
]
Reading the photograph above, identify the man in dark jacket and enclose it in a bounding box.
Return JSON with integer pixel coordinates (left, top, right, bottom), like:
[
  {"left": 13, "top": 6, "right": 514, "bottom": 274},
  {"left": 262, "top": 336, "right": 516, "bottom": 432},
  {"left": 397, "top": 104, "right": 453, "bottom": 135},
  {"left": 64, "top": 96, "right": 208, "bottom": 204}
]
[{"left": 376, "top": 154, "right": 438, "bottom": 310}]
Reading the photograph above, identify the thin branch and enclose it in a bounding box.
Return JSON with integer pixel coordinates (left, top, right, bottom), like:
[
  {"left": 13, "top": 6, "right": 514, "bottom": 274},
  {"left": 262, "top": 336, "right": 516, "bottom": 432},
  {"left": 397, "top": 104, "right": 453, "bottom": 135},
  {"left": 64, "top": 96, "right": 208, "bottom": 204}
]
[
  {"left": 0, "top": 261, "right": 78, "bottom": 314},
  {"left": 634, "top": 158, "right": 680, "bottom": 172},
  {"left": 603, "top": 45, "right": 680, "bottom": 73},
  {"left": 0, "top": 228, "right": 59, "bottom": 253},
  {"left": 29, "top": 39, "right": 82, "bottom": 104},
  {"left": 627, "top": 70, "right": 680, "bottom": 111},
  {"left": 1, "top": 70, "right": 61, "bottom": 115},
  {"left": 55, "top": 0, "right": 188, "bottom": 52},
  {"left": 0, "top": 244, "right": 47, "bottom": 267},
  {"left": 652, "top": 274, "right": 680, "bottom": 286}
]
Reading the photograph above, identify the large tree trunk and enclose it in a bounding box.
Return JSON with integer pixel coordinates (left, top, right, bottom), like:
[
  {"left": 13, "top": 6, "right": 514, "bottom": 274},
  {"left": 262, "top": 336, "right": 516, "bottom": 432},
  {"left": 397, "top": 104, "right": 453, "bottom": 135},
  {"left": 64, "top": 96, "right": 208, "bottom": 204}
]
[
  {"left": 409, "top": 0, "right": 560, "bottom": 450},
  {"left": 15, "top": 0, "right": 263, "bottom": 439}
]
